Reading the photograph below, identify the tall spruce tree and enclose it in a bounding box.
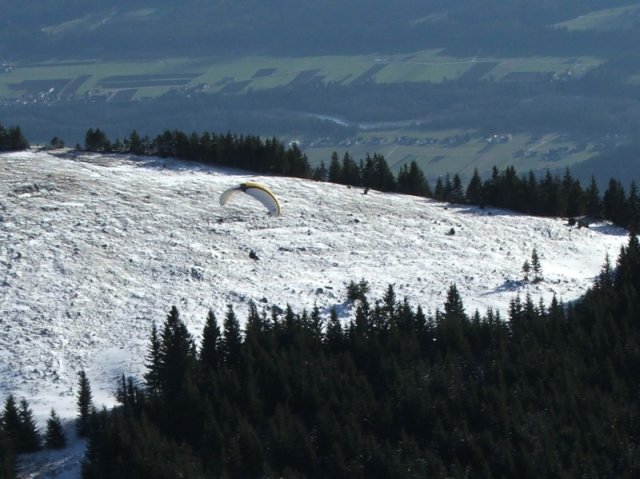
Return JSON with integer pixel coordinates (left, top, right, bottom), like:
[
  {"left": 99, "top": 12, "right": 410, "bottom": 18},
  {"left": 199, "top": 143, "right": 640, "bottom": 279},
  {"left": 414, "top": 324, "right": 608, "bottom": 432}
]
[
  {"left": 313, "top": 161, "right": 328, "bottom": 181},
  {"left": 585, "top": 176, "right": 602, "bottom": 219},
  {"left": 18, "top": 399, "right": 41, "bottom": 453},
  {"left": 76, "top": 370, "right": 94, "bottom": 438},
  {"left": 158, "top": 306, "right": 196, "bottom": 399},
  {"left": 0, "top": 396, "right": 40, "bottom": 453},
  {"left": 221, "top": 305, "right": 242, "bottom": 366},
  {"left": 625, "top": 181, "right": 640, "bottom": 233},
  {"left": 531, "top": 248, "right": 543, "bottom": 283},
  {"left": 2, "top": 395, "right": 21, "bottom": 451},
  {"left": 382, "top": 284, "right": 398, "bottom": 323},
  {"left": 325, "top": 307, "right": 343, "bottom": 350},
  {"left": 45, "top": 409, "right": 67, "bottom": 449},
  {"left": 443, "top": 284, "right": 466, "bottom": 322},
  {"left": 522, "top": 259, "right": 531, "bottom": 282},
  {"left": 603, "top": 178, "right": 626, "bottom": 226},
  {"left": 128, "top": 129, "right": 144, "bottom": 155},
  {"left": 0, "top": 124, "right": 29, "bottom": 151},
  {"left": 6, "top": 126, "right": 28, "bottom": 150},
  {"left": 341, "top": 152, "right": 361, "bottom": 186},
  {"left": 450, "top": 174, "right": 465, "bottom": 204},
  {"left": 328, "top": 152, "right": 341, "bottom": 183},
  {"left": 200, "top": 309, "right": 221, "bottom": 371},
  {"left": 466, "top": 168, "right": 484, "bottom": 206},
  {"left": 144, "top": 322, "right": 162, "bottom": 395}
]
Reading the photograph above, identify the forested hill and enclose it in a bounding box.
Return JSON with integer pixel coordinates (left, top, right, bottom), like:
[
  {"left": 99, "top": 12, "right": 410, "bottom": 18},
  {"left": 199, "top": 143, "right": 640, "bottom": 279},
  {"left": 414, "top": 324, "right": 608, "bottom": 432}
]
[
  {"left": 13, "top": 234, "right": 640, "bottom": 478},
  {"left": 2, "top": 0, "right": 638, "bottom": 59},
  {"left": 0, "top": 146, "right": 633, "bottom": 477}
]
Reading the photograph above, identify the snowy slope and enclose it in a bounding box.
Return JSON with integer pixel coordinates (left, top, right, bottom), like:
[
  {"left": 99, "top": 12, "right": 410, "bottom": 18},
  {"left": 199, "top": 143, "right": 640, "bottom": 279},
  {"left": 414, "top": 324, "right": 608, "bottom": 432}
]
[{"left": 0, "top": 150, "right": 628, "bottom": 429}]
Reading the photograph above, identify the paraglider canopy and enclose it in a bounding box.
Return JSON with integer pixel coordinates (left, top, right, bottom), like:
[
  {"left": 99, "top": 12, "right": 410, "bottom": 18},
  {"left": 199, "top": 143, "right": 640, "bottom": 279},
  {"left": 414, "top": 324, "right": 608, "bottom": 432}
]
[{"left": 219, "top": 181, "right": 282, "bottom": 216}]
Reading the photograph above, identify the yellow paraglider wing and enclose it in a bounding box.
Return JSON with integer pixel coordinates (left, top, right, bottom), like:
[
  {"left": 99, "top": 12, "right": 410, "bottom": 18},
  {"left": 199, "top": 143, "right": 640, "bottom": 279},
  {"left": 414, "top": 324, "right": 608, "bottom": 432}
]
[{"left": 219, "top": 181, "right": 282, "bottom": 216}]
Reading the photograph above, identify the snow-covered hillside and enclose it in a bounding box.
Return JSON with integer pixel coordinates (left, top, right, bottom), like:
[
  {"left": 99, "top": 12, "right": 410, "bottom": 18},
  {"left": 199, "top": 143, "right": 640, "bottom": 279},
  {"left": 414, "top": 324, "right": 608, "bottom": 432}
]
[{"left": 0, "top": 150, "right": 628, "bottom": 425}]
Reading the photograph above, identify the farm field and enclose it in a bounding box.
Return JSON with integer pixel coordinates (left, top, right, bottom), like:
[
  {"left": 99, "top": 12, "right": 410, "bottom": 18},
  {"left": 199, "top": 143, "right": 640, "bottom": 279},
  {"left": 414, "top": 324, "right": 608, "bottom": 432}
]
[
  {"left": 555, "top": 2, "right": 640, "bottom": 31},
  {"left": 0, "top": 50, "right": 603, "bottom": 102},
  {"left": 300, "top": 130, "right": 599, "bottom": 180}
]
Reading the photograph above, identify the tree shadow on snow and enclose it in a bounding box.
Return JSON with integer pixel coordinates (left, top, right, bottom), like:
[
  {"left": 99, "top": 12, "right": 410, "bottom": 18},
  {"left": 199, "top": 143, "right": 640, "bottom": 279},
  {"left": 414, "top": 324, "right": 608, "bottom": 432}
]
[
  {"left": 432, "top": 202, "right": 521, "bottom": 218},
  {"left": 483, "top": 278, "right": 526, "bottom": 296}
]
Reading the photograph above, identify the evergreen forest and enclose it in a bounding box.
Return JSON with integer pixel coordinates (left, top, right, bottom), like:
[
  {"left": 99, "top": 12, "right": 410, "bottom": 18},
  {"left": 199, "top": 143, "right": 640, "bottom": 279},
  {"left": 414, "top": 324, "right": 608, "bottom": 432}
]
[
  {"left": 0, "top": 123, "right": 29, "bottom": 152},
  {"left": 2, "top": 236, "right": 637, "bottom": 478}
]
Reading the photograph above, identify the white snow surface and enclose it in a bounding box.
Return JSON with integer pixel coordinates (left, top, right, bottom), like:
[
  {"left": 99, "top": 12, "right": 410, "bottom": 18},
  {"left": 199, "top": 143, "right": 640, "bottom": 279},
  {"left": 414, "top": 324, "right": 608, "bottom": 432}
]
[{"left": 0, "top": 149, "right": 628, "bottom": 476}]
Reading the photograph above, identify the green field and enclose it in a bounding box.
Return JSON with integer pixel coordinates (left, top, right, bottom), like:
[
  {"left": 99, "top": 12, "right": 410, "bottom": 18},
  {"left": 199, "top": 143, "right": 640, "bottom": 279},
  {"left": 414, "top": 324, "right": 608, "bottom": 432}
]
[
  {"left": 487, "top": 56, "right": 601, "bottom": 80},
  {"left": 555, "top": 3, "right": 640, "bottom": 31},
  {"left": 0, "top": 50, "right": 604, "bottom": 101},
  {"left": 300, "top": 130, "right": 599, "bottom": 180},
  {"left": 0, "top": 50, "right": 613, "bottom": 177}
]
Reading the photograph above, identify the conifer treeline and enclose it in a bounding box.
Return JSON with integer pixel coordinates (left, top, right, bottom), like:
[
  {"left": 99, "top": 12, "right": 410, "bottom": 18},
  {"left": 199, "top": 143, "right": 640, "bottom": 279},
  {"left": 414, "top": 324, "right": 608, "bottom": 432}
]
[
  {"left": 0, "top": 395, "right": 67, "bottom": 478},
  {"left": 78, "top": 236, "right": 640, "bottom": 478},
  {"left": 84, "top": 128, "right": 313, "bottom": 178},
  {"left": 0, "top": 123, "right": 29, "bottom": 151},
  {"left": 0, "top": 123, "right": 636, "bottom": 229},
  {"left": 86, "top": 128, "right": 640, "bottom": 231}
]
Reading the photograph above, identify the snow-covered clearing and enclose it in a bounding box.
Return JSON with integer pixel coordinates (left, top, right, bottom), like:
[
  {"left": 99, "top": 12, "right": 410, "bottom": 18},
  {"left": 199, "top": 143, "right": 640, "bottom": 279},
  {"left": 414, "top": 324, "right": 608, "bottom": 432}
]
[{"left": 0, "top": 150, "right": 627, "bottom": 476}]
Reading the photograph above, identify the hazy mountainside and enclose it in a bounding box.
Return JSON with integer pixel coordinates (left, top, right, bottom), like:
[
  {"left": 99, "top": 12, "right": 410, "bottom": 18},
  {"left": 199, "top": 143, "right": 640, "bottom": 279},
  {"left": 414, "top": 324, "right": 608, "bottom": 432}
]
[
  {"left": 0, "top": 150, "right": 627, "bottom": 427},
  {"left": 3, "top": 1, "right": 640, "bottom": 183},
  {"left": 2, "top": 0, "right": 638, "bottom": 59}
]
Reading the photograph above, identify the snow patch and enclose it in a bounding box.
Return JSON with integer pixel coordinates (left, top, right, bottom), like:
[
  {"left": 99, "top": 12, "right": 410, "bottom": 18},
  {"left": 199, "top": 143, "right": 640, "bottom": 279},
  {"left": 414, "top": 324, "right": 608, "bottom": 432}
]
[{"left": 0, "top": 150, "right": 628, "bottom": 433}]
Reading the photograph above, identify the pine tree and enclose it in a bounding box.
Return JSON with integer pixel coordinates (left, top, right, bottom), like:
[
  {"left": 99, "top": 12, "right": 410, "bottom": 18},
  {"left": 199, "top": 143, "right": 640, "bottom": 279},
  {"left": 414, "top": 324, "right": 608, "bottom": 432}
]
[
  {"left": 371, "top": 153, "right": 396, "bottom": 192},
  {"left": 0, "top": 123, "right": 28, "bottom": 151},
  {"left": 361, "top": 155, "right": 375, "bottom": 189},
  {"left": 222, "top": 304, "right": 242, "bottom": 366},
  {"left": 450, "top": 174, "right": 465, "bottom": 204},
  {"left": 341, "top": 152, "right": 361, "bottom": 186},
  {"left": 531, "top": 248, "right": 543, "bottom": 283},
  {"left": 522, "top": 259, "right": 531, "bottom": 282},
  {"left": 352, "top": 296, "right": 372, "bottom": 337},
  {"left": 466, "top": 168, "right": 484, "bottom": 206},
  {"left": 444, "top": 284, "right": 466, "bottom": 321},
  {"left": 129, "top": 129, "right": 144, "bottom": 155},
  {"left": 158, "top": 306, "right": 196, "bottom": 398},
  {"left": 307, "top": 303, "right": 323, "bottom": 340},
  {"left": 397, "top": 161, "right": 431, "bottom": 197},
  {"left": 525, "top": 170, "right": 539, "bottom": 214},
  {"left": 144, "top": 322, "right": 162, "bottom": 395},
  {"left": 18, "top": 399, "right": 41, "bottom": 453},
  {"left": 76, "top": 370, "right": 94, "bottom": 437},
  {"left": 84, "top": 128, "right": 111, "bottom": 152},
  {"left": 563, "top": 169, "right": 585, "bottom": 218},
  {"left": 7, "top": 126, "right": 29, "bottom": 150},
  {"left": 45, "top": 409, "right": 67, "bottom": 449},
  {"left": 50, "top": 136, "right": 64, "bottom": 149},
  {"left": 328, "top": 152, "right": 341, "bottom": 183},
  {"left": 434, "top": 177, "right": 445, "bottom": 201},
  {"left": 625, "top": 181, "right": 640, "bottom": 233},
  {"left": 346, "top": 279, "right": 370, "bottom": 303},
  {"left": 2, "top": 395, "right": 20, "bottom": 450},
  {"left": 325, "top": 307, "right": 343, "bottom": 350},
  {"left": 538, "top": 169, "right": 564, "bottom": 216},
  {"left": 1, "top": 396, "right": 40, "bottom": 454},
  {"left": 443, "top": 173, "right": 454, "bottom": 202},
  {"left": 382, "top": 284, "right": 398, "bottom": 323},
  {"left": 200, "top": 309, "right": 221, "bottom": 370},
  {"left": 313, "top": 161, "right": 328, "bottom": 181},
  {"left": 412, "top": 161, "right": 431, "bottom": 197},
  {"left": 603, "top": 178, "right": 626, "bottom": 226},
  {"left": 585, "top": 176, "right": 602, "bottom": 219},
  {"left": 245, "top": 300, "right": 269, "bottom": 342}
]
